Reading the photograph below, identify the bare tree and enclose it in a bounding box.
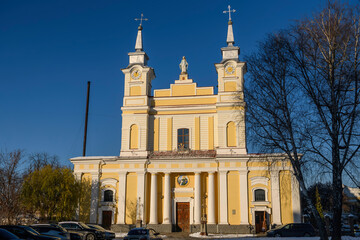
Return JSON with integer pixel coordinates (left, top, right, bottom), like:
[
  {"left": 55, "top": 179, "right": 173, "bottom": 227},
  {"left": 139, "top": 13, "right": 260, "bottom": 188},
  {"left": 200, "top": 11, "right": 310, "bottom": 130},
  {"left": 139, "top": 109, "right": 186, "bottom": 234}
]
[
  {"left": 0, "top": 149, "right": 24, "bottom": 224},
  {"left": 27, "top": 152, "right": 60, "bottom": 173},
  {"left": 245, "top": 2, "right": 360, "bottom": 240},
  {"left": 245, "top": 32, "right": 329, "bottom": 239},
  {"left": 290, "top": 2, "right": 360, "bottom": 239}
]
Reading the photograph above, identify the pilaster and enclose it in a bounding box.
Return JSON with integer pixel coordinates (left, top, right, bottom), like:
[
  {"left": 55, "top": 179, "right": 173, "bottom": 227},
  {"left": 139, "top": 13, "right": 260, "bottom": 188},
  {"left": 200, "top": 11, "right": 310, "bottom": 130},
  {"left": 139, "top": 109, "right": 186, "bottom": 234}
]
[
  {"left": 239, "top": 170, "right": 249, "bottom": 224},
  {"left": 270, "top": 171, "right": 282, "bottom": 225},
  {"left": 117, "top": 172, "right": 127, "bottom": 224},
  {"left": 219, "top": 171, "right": 228, "bottom": 224}
]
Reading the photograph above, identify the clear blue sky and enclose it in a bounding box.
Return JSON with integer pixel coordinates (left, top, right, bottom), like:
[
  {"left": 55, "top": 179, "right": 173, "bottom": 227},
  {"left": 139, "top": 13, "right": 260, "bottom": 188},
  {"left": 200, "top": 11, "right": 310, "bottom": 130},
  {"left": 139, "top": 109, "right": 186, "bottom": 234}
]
[{"left": 0, "top": 0, "right": 351, "bottom": 166}]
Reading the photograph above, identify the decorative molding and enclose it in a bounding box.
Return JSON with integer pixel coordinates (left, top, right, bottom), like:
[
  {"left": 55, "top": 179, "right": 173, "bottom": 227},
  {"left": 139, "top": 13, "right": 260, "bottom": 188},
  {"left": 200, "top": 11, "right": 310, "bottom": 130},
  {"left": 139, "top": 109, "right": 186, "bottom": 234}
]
[
  {"left": 250, "top": 176, "right": 269, "bottom": 186},
  {"left": 101, "top": 178, "right": 118, "bottom": 188},
  {"left": 172, "top": 187, "right": 194, "bottom": 193}
]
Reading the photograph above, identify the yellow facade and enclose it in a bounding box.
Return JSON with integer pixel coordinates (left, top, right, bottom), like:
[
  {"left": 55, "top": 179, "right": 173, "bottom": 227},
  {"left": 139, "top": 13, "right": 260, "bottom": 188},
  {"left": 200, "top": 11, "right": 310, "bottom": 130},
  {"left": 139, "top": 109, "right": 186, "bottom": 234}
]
[
  {"left": 125, "top": 173, "right": 138, "bottom": 224},
  {"left": 71, "top": 17, "right": 301, "bottom": 234}
]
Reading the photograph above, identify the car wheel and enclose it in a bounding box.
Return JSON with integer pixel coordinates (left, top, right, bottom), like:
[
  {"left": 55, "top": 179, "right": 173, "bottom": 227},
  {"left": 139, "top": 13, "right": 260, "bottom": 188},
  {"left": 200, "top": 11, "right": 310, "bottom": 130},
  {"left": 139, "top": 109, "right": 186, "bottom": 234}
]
[
  {"left": 304, "top": 232, "right": 311, "bottom": 237},
  {"left": 274, "top": 233, "right": 281, "bottom": 237},
  {"left": 86, "top": 233, "right": 96, "bottom": 240}
]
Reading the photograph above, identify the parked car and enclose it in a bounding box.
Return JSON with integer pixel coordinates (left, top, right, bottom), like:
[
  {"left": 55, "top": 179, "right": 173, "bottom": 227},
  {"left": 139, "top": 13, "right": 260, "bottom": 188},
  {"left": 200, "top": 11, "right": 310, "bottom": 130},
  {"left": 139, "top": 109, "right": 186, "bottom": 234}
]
[
  {"left": 86, "top": 224, "right": 115, "bottom": 240},
  {"left": 124, "top": 228, "right": 161, "bottom": 240},
  {"left": 0, "top": 228, "right": 21, "bottom": 240},
  {"left": 266, "top": 223, "right": 316, "bottom": 237},
  {"left": 0, "top": 225, "right": 60, "bottom": 240},
  {"left": 58, "top": 221, "right": 103, "bottom": 240},
  {"left": 31, "top": 224, "right": 82, "bottom": 240}
]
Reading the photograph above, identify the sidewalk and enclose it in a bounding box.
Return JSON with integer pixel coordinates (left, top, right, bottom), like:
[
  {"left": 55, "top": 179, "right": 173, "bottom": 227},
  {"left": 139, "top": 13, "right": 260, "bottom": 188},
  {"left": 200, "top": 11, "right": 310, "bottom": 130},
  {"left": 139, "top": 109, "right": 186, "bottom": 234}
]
[{"left": 115, "top": 232, "right": 256, "bottom": 239}]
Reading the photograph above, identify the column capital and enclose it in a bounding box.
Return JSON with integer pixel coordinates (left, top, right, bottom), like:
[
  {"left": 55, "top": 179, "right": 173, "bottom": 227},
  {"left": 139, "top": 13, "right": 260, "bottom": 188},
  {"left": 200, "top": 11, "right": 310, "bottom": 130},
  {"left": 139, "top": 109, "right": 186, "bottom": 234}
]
[
  {"left": 270, "top": 170, "right": 280, "bottom": 178},
  {"left": 208, "top": 171, "right": 216, "bottom": 175},
  {"left": 239, "top": 169, "right": 248, "bottom": 174}
]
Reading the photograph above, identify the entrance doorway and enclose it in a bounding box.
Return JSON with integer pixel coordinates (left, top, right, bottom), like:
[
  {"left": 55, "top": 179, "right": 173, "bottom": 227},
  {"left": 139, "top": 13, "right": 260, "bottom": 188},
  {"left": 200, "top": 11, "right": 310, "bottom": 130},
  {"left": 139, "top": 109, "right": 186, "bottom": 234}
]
[
  {"left": 255, "top": 211, "right": 267, "bottom": 233},
  {"left": 176, "top": 202, "right": 190, "bottom": 232},
  {"left": 102, "top": 211, "right": 112, "bottom": 229}
]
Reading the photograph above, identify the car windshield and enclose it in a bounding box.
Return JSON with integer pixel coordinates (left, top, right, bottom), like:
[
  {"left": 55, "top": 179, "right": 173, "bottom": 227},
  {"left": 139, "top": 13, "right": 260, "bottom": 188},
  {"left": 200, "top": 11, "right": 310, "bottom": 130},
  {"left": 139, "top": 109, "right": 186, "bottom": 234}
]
[
  {"left": 79, "top": 222, "right": 91, "bottom": 229},
  {"left": 23, "top": 226, "right": 40, "bottom": 235},
  {"left": 55, "top": 225, "right": 68, "bottom": 232}
]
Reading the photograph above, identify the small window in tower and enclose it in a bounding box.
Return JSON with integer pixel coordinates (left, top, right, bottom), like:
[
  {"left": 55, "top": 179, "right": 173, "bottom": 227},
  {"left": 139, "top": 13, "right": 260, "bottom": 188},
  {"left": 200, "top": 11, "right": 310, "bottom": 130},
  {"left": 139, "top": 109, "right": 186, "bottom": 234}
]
[
  {"left": 254, "top": 189, "right": 266, "bottom": 201},
  {"left": 177, "top": 128, "right": 189, "bottom": 150},
  {"left": 104, "top": 190, "right": 113, "bottom": 202}
]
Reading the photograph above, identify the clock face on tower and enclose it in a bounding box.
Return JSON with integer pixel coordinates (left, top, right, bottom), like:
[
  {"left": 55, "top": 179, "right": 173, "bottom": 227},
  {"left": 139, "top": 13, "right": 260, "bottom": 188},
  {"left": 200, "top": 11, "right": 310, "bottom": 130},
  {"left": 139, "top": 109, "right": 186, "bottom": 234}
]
[
  {"left": 131, "top": 68, "right": 142, "bottom": 80},
  {"left": 225, "top": 65, "right": 235, "bottom": 75}
]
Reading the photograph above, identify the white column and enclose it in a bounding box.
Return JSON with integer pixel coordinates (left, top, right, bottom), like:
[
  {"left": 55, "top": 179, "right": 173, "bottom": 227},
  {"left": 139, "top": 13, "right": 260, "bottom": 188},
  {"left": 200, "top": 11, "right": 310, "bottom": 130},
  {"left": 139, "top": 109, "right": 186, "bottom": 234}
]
[
  {"left": 239, "top": 170, "right": 249, "bottom": 224},
  {"left": 271, "top": 171, "right": 282, "bottom": 225},
  {"left": 117, "top": 172, "right": 127, "bottom": 224},
  {"left": 149, "top": 172, "right": 158, "bottom": 224},
  {"left": 219, "top": 171, "right": 228, "bottom": 224},
  {"left": 291, "top": 173, "right": 301, "bottom": 223},
  {"left": 194, "top": 172, "right": 201, "bottom": 224},
  {"left": 208, "top": 172, "right": 216, "bottom": 224},
  {"left": 163, "top": 173, "right": 172, "bottom": 224},
  {"left": 90, "top": 173, "right": 100, "bottom": 223},
  {"left": 137, "top": 172, "right": 146, "bottom": 221}
]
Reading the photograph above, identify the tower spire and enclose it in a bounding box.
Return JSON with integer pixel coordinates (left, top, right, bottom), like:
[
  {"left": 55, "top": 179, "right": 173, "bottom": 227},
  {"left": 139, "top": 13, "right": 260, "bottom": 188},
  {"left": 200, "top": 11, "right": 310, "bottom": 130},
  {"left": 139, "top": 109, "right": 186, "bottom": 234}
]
[
  {"left": 134, "top": 13, "right": 148, "bottom": 51},
  {"left": 220, "top": 5, "right": 239, "bottom": 62},
  {"left": 127, "top": 13, "right": 150, "bottom": 66},
  {"left": 223, "top": 5, "right": 236, "bottom": 46}
]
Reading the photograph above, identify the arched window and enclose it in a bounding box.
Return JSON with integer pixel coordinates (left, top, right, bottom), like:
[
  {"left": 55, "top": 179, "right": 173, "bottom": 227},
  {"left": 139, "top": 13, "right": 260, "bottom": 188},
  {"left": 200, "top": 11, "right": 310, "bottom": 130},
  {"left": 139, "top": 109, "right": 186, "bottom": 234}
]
[
  {"left": 177, "top": 128, "right": 189, "bottom": 150},
  {"left": 130, "top": 124, "right": 138, "bottom": 149},
  {"left": 226, "top": 121, "right": 236, "bottom": 147},
  {"left": 104, "top": 190, "right": 113, "bottom": 202},
  {"left": 254, "top": 189, "right": 266, "bottom": 201}
]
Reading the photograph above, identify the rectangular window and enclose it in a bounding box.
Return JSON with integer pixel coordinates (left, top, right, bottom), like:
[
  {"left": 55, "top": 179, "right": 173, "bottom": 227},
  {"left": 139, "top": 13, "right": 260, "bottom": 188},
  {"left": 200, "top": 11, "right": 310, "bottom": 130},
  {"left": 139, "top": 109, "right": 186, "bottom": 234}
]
[
  {"left": 177, "top": 128, "right": 189, "bottom": 150},
  {"left": 255, "top": 189, "right": 266, "bottom": 201}
]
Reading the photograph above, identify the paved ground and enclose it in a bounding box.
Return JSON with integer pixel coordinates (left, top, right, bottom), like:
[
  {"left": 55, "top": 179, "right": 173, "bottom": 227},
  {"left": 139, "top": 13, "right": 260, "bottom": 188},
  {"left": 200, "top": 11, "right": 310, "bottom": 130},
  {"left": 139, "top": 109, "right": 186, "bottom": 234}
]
[{"left": 114, "top": 232, "right": 263, "bottom": 239}]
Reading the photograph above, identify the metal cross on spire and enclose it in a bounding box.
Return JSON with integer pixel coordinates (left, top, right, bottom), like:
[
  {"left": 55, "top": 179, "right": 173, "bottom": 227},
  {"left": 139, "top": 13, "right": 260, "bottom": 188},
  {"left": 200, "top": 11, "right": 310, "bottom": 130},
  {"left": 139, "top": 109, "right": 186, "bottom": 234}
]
[
  {"left": 135, "top": 13, "right": 148, "bottom": 26},
  {"left": 223, "top": 5, "right": 236, "bottom": 21}
]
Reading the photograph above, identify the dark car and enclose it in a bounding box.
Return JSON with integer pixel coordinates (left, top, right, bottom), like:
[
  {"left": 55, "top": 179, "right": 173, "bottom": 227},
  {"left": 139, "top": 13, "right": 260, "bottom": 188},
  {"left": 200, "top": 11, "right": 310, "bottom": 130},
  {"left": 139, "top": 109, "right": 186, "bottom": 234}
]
[
  {"left": 0, "top": 225, "right": 60, "bottom": 240},
  {"left": 58, "top": 222, "right": 103, "bottom": 240},
  {"left": 86, "top": 224, "right": 115, "bottom": 240},
  {"left": 124, "top": 228, "right": 161, "bottom": 240},
  {"left": 266, "top": 223, "right": 316, "bottom": 237},
  {"left": 0, "top": 228, "right": 21, "bottom": 240},
  {"left": 31, "top": 224, "right": 82, "bottom": 240}
]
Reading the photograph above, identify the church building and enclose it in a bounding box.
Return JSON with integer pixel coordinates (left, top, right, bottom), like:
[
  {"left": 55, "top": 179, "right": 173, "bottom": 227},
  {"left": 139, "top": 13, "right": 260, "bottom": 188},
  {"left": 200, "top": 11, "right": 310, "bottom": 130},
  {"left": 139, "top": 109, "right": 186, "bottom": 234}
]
[{"left": 71, "top": 8, "right": 301, "bottom": 234}]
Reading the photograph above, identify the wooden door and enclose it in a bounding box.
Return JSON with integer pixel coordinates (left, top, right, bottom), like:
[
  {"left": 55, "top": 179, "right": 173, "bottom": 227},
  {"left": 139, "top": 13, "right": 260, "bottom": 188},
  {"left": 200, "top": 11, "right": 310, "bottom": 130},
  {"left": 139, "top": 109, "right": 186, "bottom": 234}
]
[
  {"left": 176, "top": 202, "right": 190, "bottom": 232},
  {"left": 102, "top": 211, "right": 112, "bottom": 229},
  {"left": 255, "top": 211, "right": 267, "bottom": 233}
]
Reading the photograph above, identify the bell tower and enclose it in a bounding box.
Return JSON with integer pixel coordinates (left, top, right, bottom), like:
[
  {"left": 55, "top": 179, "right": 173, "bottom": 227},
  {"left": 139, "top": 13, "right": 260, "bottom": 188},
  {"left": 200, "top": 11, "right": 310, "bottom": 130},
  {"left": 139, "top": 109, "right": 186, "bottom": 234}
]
[
  {"left": 120, "top": 15, "right": 155, "bottom": 157},
  {"left": 215, "top": 5, "right": 247, "bottom": 154}
]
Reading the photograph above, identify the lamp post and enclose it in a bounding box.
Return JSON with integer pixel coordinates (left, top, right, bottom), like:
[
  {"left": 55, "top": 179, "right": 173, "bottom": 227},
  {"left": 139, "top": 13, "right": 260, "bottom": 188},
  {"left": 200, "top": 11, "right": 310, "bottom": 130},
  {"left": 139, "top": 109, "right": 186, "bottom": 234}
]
[{"left": 200, "top": 194, "right": 208, "bottom": 236}]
